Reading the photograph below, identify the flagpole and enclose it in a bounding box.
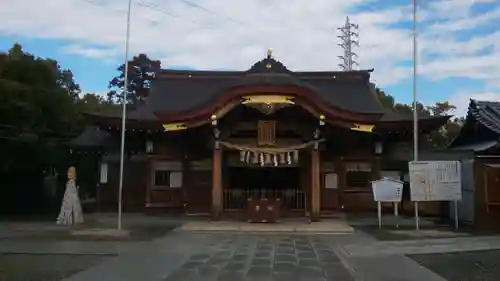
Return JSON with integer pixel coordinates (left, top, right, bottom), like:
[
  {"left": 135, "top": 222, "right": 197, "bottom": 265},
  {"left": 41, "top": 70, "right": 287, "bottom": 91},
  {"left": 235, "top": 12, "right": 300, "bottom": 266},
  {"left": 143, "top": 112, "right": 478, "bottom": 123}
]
[
  {"left": 118, "top": 0, "right": 133, "bottom": 231},
  {"left": 412, "top": 0, "right": 420, "bottom": 231}
]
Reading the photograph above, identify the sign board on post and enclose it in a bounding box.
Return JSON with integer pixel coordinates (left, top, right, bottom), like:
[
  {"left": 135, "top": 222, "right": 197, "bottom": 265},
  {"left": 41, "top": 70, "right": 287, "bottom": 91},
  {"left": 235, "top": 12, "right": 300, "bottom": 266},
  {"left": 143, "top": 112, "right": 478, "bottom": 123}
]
[
  {"left": 371, "top": 178, "right": 404, "bottom": 229},
  {"left": 372, "top": 178, "right": 403, "bottom": 202},
  {"left": 409, "top": 161, "right": 462, "bottom": 202},
  {"left": 409, "top": 161, "right": 462, "bottom": 230}
]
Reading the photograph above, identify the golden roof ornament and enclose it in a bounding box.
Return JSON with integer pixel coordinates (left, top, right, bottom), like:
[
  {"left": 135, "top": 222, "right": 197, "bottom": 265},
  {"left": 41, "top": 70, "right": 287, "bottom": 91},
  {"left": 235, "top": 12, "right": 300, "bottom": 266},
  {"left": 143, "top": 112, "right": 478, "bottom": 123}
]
[{"left": 267, "top": 48, "right": 273, "bottom": 58}]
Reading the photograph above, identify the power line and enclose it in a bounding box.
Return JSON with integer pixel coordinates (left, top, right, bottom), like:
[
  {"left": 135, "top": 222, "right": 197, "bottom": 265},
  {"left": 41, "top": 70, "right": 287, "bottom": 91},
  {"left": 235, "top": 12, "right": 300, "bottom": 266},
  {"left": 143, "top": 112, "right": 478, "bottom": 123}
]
[
  {"left": 135, "top": 0, "right": 211, "bottom": 27},
  {"left": 176, "top": 0, "right": 249, "bottom": 27},
  {"left": 81, "top": 0, "right": 274, "bottom": 40},
  {"left": 79, "top": 0, "right": 277, "bottom": 57},
  {"left": 80, "top": 0, "right": 206, "bottom": 26}
]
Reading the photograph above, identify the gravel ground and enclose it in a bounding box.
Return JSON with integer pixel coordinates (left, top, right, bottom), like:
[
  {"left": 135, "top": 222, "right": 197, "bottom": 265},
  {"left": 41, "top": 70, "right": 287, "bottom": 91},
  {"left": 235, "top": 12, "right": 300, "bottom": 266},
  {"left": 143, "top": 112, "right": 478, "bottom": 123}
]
[
  {"left": 356, "top": 225, "right": 469, "bottom": 241},
  {"left": 409, "top": 249, "right": 500, "bottom": 281},
  {"left": 0, "top": 254, "right": 114, "bottom": 281}
]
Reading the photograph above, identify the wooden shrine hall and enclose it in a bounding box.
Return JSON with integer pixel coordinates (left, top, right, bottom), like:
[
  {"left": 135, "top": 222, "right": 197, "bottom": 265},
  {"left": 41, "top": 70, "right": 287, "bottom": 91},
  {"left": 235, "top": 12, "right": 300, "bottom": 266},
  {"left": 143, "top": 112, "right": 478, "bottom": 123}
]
[{"left": 71, "top": 50, "right": 449, "bottom": 222}]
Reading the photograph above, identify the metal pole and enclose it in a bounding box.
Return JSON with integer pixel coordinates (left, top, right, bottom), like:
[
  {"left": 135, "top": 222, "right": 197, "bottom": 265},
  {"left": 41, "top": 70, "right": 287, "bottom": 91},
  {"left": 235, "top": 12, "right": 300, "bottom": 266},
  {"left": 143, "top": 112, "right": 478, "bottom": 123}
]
[
  {"left": 118, "top": 0, "right": 133, "bottom": 230},
  {"left": 412, "top": 0, "right": 420, "bottom": 231},
  {"left": 377, "top": 202, "right": 382, "bottom": 229}
]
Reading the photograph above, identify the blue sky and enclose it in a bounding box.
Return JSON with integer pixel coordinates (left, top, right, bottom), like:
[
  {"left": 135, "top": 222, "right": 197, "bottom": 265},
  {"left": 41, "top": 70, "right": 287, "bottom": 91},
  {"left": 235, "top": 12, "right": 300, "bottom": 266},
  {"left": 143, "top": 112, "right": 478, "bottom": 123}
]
[{"left": 1, "top": 0, "right": 499, "bottom": 116}]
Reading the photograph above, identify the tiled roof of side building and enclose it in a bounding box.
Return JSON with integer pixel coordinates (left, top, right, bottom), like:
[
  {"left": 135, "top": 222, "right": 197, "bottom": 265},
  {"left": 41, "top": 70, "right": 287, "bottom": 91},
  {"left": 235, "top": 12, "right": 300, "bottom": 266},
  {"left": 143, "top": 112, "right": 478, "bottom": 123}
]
[
  {"left": 68, "top": 126, "right": 112, "bottom": 147},
  {"left": 448, "top": 99, "right": 500, "bottom": 149},
  {"left": 468, "top": 99, "right": 500, "bottom": 134}
]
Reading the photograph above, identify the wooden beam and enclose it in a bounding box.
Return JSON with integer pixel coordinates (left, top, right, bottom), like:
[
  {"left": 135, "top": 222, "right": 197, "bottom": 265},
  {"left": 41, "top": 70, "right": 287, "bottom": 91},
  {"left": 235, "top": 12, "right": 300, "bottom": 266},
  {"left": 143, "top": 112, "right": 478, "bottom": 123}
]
[
  {"left": 311, "top": 149, "right": 321, "bottom": 221},
  {"left": 211, "top": 148, "right": 222, "bottom": 219}
]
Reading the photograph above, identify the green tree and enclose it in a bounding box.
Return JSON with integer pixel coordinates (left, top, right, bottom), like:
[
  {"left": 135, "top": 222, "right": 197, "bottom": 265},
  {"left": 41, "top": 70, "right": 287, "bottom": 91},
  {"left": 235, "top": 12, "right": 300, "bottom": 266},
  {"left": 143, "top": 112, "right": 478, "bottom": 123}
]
[
  {"left": 426, "top": 102, "right": 462, "bottom": 147},
  {"left": 0, "top": 43, "right": 81, "bottom": 171},
  {"left": 107, "top": 53, "right": 161, "bottom": 104},
  {"left": 376, "top": 88, "right": 430, "bottom": 115},
  {"left": 376, "top": 88, "right": 462, "bottom": 147},
  {"left": 376, "top": 87, "right": 395, "bottom": 108}
]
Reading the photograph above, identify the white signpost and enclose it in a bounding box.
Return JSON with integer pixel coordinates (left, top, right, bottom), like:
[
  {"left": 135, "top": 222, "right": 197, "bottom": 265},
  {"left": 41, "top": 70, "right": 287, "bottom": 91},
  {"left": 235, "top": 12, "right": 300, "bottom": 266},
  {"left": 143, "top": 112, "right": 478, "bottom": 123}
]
[
  {"left": 372, "top": 178, "right": 404, "bottom": 229},
  {"left": 409, "top": 161, "right": 462, "bottom": 230}
]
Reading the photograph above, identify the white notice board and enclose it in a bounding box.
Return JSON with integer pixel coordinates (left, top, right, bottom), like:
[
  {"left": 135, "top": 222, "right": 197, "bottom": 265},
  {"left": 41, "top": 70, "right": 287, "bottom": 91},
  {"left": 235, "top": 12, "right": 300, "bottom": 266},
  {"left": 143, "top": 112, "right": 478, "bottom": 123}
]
[
  {"left": 325, "top": 173, "right": 338, "bottom": 189},
  {"left": 409, "top": 161, "right": 462, "bottom": 202},
  {"left": 169, "top": 172, "right": 183, "bottom": 188},
  {"left": 100, "top": 163, "right": 108, "bottom": 184},
  {"left": 372, "top": 178, "right": 403, "bottom": 202}
]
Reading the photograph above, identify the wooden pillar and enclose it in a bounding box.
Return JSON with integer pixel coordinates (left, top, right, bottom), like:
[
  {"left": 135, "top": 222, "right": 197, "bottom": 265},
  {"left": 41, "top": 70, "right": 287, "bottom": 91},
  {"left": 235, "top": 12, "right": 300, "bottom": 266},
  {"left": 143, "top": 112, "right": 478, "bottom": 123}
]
[
  {"left": 372, "top": 156, "right": 381, "bottom": 181},
  {"left": 211, "top": 148, "right": 222, "bottom": 219},
  {"left": 145, "top": 158, "right": 153, "bottom": 207},
  {"left": 334, "top": 156, "right": 344, "bottom": 210},
  {"left": 182, "top": 153, "right": 190, "bottom": 214},
  {"left": 311, "top": 149, "right": 321, "bottom": 221}
]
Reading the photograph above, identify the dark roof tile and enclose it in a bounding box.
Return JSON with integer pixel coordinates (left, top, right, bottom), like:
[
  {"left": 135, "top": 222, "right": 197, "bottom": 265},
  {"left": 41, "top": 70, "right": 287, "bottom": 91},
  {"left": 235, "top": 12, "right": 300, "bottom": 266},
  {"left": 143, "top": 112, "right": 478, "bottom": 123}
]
[
  {"left": 69, "top": 126, "right": 111, "bottom": 147},
  {"left": 469, "top": 99, "right": 500, "bottom": 133},
  {"left": 149, "top": 72, "right": 384, "bottom": 115}
]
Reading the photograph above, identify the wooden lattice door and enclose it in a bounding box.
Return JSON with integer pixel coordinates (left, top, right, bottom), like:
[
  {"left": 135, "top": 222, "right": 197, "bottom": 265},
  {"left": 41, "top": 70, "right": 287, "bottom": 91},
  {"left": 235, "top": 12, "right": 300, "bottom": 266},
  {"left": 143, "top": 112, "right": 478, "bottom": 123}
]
[{"left": 258, "top": 120, "right": 276, "bottom": 146}]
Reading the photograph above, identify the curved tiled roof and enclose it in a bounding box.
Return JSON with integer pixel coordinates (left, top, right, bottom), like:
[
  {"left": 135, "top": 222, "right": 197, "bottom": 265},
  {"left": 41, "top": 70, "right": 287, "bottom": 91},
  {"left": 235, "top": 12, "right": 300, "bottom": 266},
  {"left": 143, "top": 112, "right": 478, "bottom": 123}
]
[
  {"left": 448, "top": 99, "right": 500, "bottom": 150},
  {"left": 149, "top": 73, "right": 383, "bottom": 116},
  {"left": 468, "top": 99, "right": 500, "bottom": 134},
  {"left": 69, "top": 126, "right": 111, "bottom": 147}
]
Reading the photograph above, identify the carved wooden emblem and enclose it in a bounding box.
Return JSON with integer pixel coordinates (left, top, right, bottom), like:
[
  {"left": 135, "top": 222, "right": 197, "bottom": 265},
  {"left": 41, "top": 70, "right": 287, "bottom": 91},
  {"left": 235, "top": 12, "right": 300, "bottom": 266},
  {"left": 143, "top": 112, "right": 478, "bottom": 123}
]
[
  {"left": 258, "top": 120, "right": 276, "bottom": 146},
  {"left": 242, "top": 95, "right": 294, "bottom": 115},
  {"left": 351, "top": 123, "right": 374, "bottom": 132}
]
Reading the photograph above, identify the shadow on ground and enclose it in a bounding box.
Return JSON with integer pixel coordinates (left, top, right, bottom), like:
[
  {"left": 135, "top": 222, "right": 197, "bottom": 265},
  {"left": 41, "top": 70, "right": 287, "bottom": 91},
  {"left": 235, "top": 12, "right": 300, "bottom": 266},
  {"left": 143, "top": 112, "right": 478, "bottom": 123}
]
[
  {"left": 409, "top": 249, "right": 500, "bottom": 281},
  {"left": 0, "top": 253, "right": 115, "bottom": 281},
  {"left": 1, "top": 224, "right": 179, "bottom": 242}
]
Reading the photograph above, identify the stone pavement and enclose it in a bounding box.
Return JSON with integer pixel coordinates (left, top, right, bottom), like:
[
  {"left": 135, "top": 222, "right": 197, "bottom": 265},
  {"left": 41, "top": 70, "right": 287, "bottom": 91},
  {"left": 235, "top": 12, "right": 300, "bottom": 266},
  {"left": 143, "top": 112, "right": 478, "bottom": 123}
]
[
  {"left": 62, "top": 231, "right": 500, "bottom": 281},
  {"left": 4, "top": 214, "right": 500, "bottom": 281},
  {"left": 65, "top": 233, "right": 356, "bottom": 281}
]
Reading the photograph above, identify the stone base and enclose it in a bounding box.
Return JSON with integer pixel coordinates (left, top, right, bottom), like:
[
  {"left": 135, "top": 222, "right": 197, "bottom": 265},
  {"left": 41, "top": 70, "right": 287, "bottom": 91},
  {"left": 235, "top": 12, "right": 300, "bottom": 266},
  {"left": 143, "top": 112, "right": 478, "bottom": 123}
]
[
  {"left": 71, "top": 228, "right": 131, "bottom": 237},
  {"left": 176, "top": 219, "right": 354, "bottom": 233}
]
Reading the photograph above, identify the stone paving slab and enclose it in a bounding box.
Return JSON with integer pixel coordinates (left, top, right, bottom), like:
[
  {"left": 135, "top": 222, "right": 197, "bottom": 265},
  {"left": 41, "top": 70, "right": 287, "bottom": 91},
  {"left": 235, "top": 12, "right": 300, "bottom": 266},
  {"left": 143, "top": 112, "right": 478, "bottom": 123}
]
[
  {"left": 346, "top": 255, "right": 447, "bottom": 281},
  {"left": 343, "top": 236, "right": 500, "bottom": 257},
  {"left": 177, "top": 219, "right": 354, "bottom": 234}
]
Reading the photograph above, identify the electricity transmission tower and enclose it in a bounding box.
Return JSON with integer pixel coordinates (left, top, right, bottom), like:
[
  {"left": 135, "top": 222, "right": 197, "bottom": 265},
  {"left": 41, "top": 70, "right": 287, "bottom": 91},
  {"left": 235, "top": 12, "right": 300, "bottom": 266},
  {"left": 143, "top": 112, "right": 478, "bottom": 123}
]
[{"left": 337, "top": 16, "right": 359, "bottom": 71}]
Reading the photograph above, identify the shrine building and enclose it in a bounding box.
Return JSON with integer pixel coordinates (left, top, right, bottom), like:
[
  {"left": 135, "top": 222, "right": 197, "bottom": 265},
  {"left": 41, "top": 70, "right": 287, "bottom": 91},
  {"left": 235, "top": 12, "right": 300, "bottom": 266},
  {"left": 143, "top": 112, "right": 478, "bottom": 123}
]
[{"left": 71, "top": 50, "right": 449, "bottom": 221}]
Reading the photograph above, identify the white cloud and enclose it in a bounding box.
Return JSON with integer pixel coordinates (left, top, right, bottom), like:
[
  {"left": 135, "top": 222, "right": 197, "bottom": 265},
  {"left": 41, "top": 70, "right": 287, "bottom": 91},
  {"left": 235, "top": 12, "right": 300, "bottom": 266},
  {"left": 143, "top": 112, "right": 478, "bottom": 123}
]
[
  {"left": 61, "top": 44, "right": 118, "bottom": 60},
  {"left": 0, "top": 0, "right": 499, "bottom": 106},
  {"left": 449, "top": 91, "right": 500, "bottom": 117},
  {"left": 427, "top": 6, "right": 500, "bottom": 33}
]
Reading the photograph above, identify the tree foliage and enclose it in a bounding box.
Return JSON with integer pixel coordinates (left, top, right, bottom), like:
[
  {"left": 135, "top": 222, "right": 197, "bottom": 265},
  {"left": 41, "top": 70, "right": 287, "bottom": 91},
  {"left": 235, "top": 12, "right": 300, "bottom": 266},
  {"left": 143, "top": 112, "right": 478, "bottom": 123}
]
[
  {"left": 107, "top": 53, "right": 161, "bottom": 104},
  {"left": 0, "top": 43, "right": 108, "bottom": 172},
  {"left": 376, "top": 88, "right": 463, "bottom": 147}
]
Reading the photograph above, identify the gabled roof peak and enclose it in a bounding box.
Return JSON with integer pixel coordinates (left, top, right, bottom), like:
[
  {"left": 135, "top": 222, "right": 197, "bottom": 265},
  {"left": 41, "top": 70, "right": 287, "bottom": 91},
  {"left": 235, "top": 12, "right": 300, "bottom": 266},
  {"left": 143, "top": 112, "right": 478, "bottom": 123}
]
[{"left": 247, "top": 49, "right": 291, "bottom": 74}]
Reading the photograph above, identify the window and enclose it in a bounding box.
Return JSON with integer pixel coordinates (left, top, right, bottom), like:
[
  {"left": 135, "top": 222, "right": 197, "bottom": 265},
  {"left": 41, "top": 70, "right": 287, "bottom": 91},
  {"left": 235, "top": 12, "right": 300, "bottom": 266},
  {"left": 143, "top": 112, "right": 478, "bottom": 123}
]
[
  {"left": 153, "top": 170, "right": 183, "bottom": 188},
  {"left": 152, "top": 161, "right": 183, "bottom": 188},
  {"left": 99, "top": 163, "right": 108, "bottom": 184},
  {"left": 345, "top": 162, "right": 372, "bottom": 188}
]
